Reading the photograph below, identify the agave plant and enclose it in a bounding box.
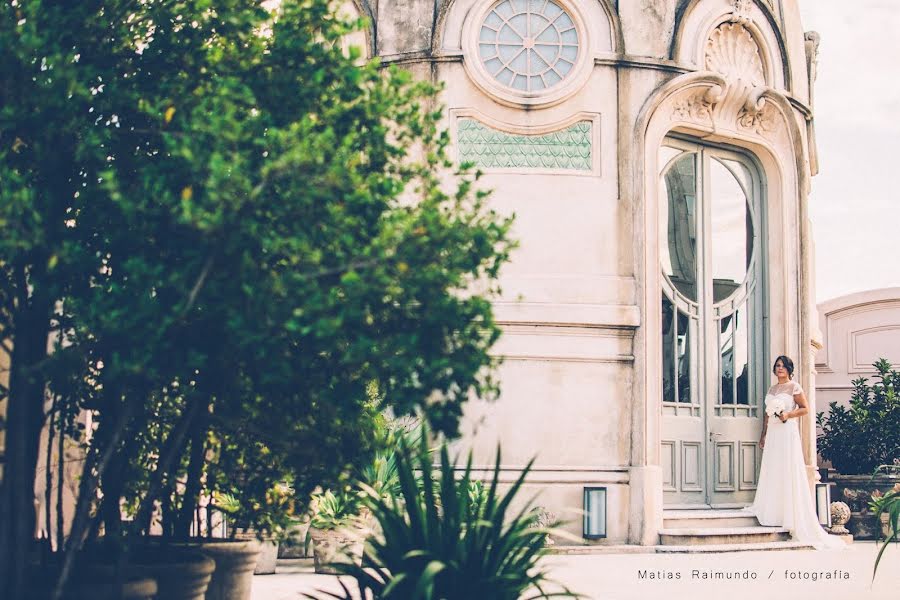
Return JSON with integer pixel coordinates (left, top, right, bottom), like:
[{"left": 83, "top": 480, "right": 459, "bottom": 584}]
[
  {"left": 311, "top": 432, "right": 581, "bottom": 600},
  {"left": 358, "top": 418, "right": 424, "bottom": 501},
  {"left": 871, "top": 481, "right": 900, "bottom": 578},
  {"left": 309, "top": 489, "right": 362, "bottom": 531}
]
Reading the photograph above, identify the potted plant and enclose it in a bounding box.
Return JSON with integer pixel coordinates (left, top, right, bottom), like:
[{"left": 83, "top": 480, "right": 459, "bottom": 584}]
[
  {"left": 817, "top": 359, "right": 900, "bottom": 539},
  {"left": 306, "top": 489, "right": 369, "bottom": 575},
  {"left": 871, "top": 482, "right": 900, "bottom": 577},
  {"left": 214, "top": 487, "right": 292, "bottom": 576}
]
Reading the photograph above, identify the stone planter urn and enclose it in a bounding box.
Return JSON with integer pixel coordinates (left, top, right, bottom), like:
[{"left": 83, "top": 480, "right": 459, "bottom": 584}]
[
  {"left": 67, "top": 577, "right": 159, "bottom": 600},
  {"left": 829, "top": 472, "right": 900, "bottom": 541},
  {"left": 125, "top": 547, "right": 216, "bottom": 600},
  {"left": 278, "top": 519, "right": 312, "bottom": 558},
  {"left": 185, "top": 539, "right": 261, "bottom": 600},
  {"left": 307, "top": 527, "right": 365, "bottom": 575},
  {"left": 141, "top": 537, "right": 261, "bottom": 600},
  {"left": 880, "top": 513, "right": 897, "bottom": 540},
  {"left": 234, "top": 531, "right": 278, "bottom": 574}
]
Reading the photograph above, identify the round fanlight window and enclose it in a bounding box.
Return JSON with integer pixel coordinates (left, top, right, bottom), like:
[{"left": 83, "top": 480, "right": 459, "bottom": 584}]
[{"left": 475, "top": 0, "right": 582, "bottom": 96}]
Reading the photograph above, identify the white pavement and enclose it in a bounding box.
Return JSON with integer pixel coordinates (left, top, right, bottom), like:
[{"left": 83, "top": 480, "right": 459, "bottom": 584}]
[{"left": 251, "top": 542, "right": 900, "bottom": 600}]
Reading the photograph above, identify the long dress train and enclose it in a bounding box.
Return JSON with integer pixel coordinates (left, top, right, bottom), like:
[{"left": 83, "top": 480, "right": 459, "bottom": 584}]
[{"left": 747, "top": 381, "right": 845, "bottom": 550}]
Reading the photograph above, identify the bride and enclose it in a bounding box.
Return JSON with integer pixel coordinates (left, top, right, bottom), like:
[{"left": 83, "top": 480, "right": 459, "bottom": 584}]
[{"left": 747, "top": 355, "right": 845, "bottom": 550}]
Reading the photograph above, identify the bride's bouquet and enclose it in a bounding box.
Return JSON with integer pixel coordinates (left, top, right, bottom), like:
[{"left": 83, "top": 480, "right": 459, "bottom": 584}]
[{"left": 765, "top": 396, "right": 786, "bottom": 417}]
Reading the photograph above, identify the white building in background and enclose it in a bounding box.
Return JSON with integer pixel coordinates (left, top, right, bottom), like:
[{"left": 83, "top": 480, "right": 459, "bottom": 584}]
[
  {"left": 815, "top": 288, "right": 900, "bottom": 427},
  {"left": 349, "top": 0, "right": 822, "bottom": 546}
]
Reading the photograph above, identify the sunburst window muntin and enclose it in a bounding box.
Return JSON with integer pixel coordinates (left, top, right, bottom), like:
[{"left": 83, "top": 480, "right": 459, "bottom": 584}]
[{"left": 477, "top": 0, "right": 581, "bottom": 93}]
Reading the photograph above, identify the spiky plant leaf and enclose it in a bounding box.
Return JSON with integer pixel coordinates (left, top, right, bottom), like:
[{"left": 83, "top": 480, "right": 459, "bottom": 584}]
[{"left": 313, "top": 429, "right": 582, "bottom": 599}]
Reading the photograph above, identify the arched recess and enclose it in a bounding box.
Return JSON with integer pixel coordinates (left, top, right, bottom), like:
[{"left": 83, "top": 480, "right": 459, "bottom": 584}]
[
  {"left": 627, "top": 61, "right": 812, "bottom": 529},
  {"left": 338, "top": 0, "right": 376, "bottom": 59},
  {"left": 432, "top": 0, "right": 623, "bottom": 57},
  {"left": 672, "top": 0, "right": 791, "bottom": 93}
]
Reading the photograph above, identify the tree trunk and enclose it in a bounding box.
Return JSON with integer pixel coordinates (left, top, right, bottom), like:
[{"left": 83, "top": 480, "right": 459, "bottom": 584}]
[
  {"left": 0, "top": 295, "right": 52, "bottom": 600},
  {"left": 133, "top": 398, "right": 202, "bottom": 539},
  {"left": 56, "top": 408, "right": 65, "bottom": 553},
  {"left": 176, "top": 398, "right": 209, "bottom": 538}
]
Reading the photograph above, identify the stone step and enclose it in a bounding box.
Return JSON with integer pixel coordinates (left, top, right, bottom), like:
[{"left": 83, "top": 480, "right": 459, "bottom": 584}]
[
  {"left": 656, "top": 540, "right": 813, "bottom": 553},
  {"left": 659, "top": 526, "right": 791, "bottom": 546},
  {"left": 663, "top": 509, "right": 759, "bottom": 529}
]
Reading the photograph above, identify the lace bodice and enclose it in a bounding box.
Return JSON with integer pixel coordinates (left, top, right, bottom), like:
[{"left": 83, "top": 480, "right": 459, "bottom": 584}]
[{"left": 765, "top": 381, "right": 803, "bottom": 411}]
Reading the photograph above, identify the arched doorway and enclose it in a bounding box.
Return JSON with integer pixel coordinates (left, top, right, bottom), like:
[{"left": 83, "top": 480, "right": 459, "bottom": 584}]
[{"left": 659, "top": 136, "right": 767, "bottom": 507}]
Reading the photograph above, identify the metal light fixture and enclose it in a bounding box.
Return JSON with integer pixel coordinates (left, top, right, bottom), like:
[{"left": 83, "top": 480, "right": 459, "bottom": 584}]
[
  {"left": 815, "top": 482, "right": 832, "bottom": 528},
  {"left": 583, "top": 487, "right": 607, "bottom": 539}
]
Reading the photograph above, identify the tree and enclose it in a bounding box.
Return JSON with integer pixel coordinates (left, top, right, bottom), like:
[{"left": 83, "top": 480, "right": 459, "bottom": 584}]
[{"left": 0, "top": 1, "right": 513, "bottom": 597}]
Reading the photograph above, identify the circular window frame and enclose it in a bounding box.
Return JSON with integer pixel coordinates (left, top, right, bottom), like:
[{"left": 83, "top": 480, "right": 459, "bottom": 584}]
[{"left": 462, "top": 0, "right": 592, "bottom": 108}]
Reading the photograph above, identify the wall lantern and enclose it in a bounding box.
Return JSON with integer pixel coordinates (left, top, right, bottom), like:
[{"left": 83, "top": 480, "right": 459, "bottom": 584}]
[
  {"left": 583, "top": 487, "right": 607, "bottom": 539},
  {"left": 815, "top": 482, "right": 832, "bottom": 528}
]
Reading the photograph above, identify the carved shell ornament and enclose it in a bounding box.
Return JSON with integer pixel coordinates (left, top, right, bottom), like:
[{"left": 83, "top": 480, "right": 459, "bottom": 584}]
[{"left": 705, "top": 23, "right": 765, "bottom": 87}]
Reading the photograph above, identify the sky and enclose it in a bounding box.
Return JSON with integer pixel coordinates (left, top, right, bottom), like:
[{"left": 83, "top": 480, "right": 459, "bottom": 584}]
[{"left": 797, "top": 0, "right": 900, "bottom": 302}]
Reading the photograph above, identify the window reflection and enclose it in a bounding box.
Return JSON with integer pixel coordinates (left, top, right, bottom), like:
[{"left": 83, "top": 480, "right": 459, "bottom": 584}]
[
  {"left": 662, "top": 296, "right": 676, "bottom": 403},
  {"left": 720, "top": 315, "right": 734, "bottom": 405},
  {"left": 660, "top": 154, "right": 698, "bottom": 302},
  {"left": 710, "top": 159, "right": 753, "bottom": 303},
  {"left": 677, "top": 310, "right": 691, "bottom": 404},
  {"left": 719, "top": 309, "right": 749, "bottom": 405},
  {"left": 662, "top": 294, "right": 693, "bottom": 405}
]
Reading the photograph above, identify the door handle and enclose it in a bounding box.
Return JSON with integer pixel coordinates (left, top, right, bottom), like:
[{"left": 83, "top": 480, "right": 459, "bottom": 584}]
[{"left": 709, "top": 431, "right": 724, "bottom": 442}]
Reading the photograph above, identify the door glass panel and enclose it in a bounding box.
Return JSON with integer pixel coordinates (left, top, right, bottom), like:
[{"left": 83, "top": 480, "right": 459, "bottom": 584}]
[
  {"left": 734, "top": 308, "right": 749, "bottom": 405},
  {"left": 677, "top": 310, "right": 691, "bottom": 404},
  {"left": 660, "top": 154, "right": 698, "bottom": 302},
  {"left": 710, "top": 159, "right": 753, "bottom": 303},
  {"left": 659, "top": 145, "right": 682, "bottom": 169},
  {"left": 720, "top": 314, "right": 734, "bottom": 405},
  {"left": 662, "top": 295, "right": 676, "bottom": 403}
]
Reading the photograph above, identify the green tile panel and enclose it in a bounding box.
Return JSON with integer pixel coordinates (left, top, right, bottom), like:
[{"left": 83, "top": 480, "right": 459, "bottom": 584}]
[{"left": 457, "top": 118, "right": 592, "bottom": 171}]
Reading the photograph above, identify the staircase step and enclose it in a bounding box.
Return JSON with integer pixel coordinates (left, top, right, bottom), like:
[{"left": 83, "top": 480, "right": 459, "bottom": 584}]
[
  {"left": 659, "top": 526, "right": 791, "bottom": 546},
  {"left": 656, "top": 540, "right": 813, "bottom": 553},
  {"left": 663, "top": 509, "right": 759, "bottom": 529}
]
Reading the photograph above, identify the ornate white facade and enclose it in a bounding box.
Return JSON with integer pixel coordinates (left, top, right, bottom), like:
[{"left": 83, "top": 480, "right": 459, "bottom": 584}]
[{"left": 348, "top": 0, "right": 821, "bottom": 545}]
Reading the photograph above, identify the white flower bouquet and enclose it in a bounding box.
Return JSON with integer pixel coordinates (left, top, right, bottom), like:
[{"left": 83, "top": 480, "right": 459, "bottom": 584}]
[{"left": 765, "top": 396, "right": 786, "bottom": 417}]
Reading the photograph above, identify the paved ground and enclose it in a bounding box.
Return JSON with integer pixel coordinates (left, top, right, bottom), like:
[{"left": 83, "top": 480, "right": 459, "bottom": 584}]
[{"left": 251, "top": 541, "right": 900, "bottom": 600}]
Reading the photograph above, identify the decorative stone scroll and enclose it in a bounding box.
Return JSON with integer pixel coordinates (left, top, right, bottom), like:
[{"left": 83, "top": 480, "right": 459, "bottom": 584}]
[
  {"left": 671, "top": 20, "right": 778, "bottom": 139},
  {"left": 730, "top": 0, "right": 754, "bottom": 26},
  {"left": 457, "top": 118, "right": 592, "bottom": 171}
]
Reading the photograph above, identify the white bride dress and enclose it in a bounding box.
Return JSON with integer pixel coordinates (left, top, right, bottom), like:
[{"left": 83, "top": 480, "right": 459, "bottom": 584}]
[{"left": 747, "top": 381, "right": 844, "bottom": 550}]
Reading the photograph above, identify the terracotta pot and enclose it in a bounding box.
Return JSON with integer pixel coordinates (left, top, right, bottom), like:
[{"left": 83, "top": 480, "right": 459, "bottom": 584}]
[{"left": 308, "top": 527, "right": 364, "bottom": 575}]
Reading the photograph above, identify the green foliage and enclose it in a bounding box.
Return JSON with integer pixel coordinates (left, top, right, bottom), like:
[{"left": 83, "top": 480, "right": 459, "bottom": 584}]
[
  {"left": 309, "top": 489, "right": 363, "bottom": 532},
  {"left": 1, "top": 0, "right": 513, "bottom": 594},
  {"left": 870, "top": 479, "right": 900, "bottom": 579},
  {"left": 817, "top": 359, "right": 900, "bottom": 475},
  {"left": 358, "top": 415, "right": 424, "bottom": 500},
  {"left": 314, "top": 432, "right": 581, "bottom": 600}
]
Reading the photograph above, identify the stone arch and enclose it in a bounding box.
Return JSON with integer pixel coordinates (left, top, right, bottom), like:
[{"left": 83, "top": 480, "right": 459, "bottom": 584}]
[
  {"left": 672, "top": 0, "right": 791, "bottom": 93},
  {"left": 340, "top": 0, "right": 376, "bottom": 59},
  {"left": 626, "top": 69, "right": 811, "bottom": 540},
  {"left": 432, "top": 0, "right": 623, "bottom": 56}
]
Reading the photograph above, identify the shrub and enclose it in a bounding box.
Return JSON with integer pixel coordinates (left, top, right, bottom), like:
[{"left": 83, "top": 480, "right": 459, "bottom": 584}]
[{"left": 817, "top": 359, "right": 900, "bottom": 475}]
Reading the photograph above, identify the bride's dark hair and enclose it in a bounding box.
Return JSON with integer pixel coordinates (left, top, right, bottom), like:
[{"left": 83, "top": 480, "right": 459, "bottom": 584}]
[{"left": 773, "top": 355, "right": 794, "bottom": 378}]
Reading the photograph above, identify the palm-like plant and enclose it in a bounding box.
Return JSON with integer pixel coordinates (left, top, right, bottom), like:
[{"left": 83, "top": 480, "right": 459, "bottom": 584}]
[
  {"left": 312, "top": 432, "right": 581, "bottom": 600},
  {"left": 871, "top": 481, "right": 900, "bottom": 578}
]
